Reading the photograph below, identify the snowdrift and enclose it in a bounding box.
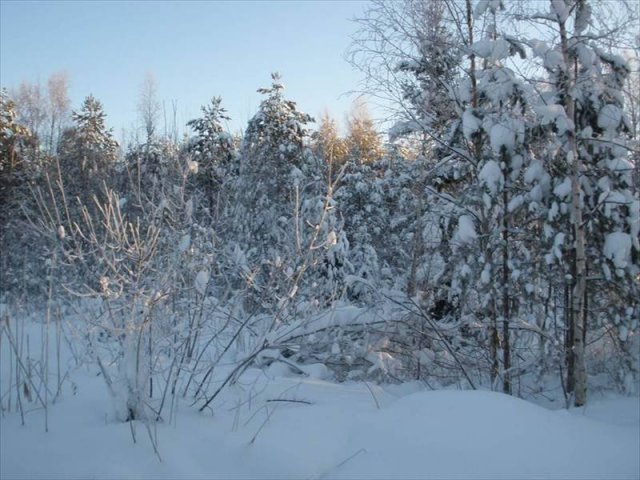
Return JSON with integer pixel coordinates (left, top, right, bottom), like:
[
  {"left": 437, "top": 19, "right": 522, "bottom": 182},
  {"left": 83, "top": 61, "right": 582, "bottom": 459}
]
[{"left": 2, "top": 371, "right": 638, "bottom": 479}]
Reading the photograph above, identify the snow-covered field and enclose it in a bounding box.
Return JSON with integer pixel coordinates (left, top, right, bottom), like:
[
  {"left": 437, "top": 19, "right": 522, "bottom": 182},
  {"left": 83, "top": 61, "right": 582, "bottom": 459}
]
[{"left": 1, "top": 319, "right": 639, "bottom": 479}]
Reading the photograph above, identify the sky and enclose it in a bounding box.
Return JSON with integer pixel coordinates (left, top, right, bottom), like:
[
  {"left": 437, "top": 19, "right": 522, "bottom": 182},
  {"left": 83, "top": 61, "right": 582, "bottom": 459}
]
[{"left": 0, "top": 0, "right": 372, "bottom": 140}]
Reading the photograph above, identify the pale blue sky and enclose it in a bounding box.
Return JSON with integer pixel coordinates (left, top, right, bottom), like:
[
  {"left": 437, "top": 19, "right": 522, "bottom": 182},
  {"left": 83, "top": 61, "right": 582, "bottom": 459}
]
[{"left": 0, "top": 0, "right": 371, "bottom": 138}]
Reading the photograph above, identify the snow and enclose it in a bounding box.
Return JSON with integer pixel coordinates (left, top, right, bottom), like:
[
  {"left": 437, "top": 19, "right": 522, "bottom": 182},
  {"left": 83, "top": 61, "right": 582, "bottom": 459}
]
[
  {"left": 456, "top": 214, "right": 478, "bottom": 244},
  {"left": 178, "top": 233, "right": 191, "bottom": 253},
  {"left": 603, "top": 231, "right": 632, "bottom": 270},
  {"left": 489, "top": 122, "right": 516, "bottom": 154},
  {"left": 508, "top": 194, "right": 524, "bottom": 213},
  {"left": 598, "top": 104, "right": 623, "bottom": 135},
  {"left": 471, "top": 39, "right": 494, "bottom": 59},
  {"left": 535, "top": 104, "right": 570, "bottom": 134},
  {"left": 630, "top": 200, "right": 640, "bottom": 248},
  {"left": 553, "top": 176, "right": 572, "bottom": 199},
  {"left": 457, "top": 78, "right": 474, "bottom": 103},
  {"left": 462, "top": 109, "right": 482, "bottom": 140},
  {"left": 551, "top": 0, "right": 570, "bottom": 23},
  {"left": 480, "top": 265, "right": 491, "bottom": 284},
  {"left": 388, "top": 119, "right": 421, "bottom": 141},
  {"left": 544, "top": 50, "right": 565, "bottom": 71},
  {"left": 474, "top": 0, "right": 490, "bottom": 16},
  {"left": 524, "top": 160, "right": 545, "bottom": 184},
  {"left": 552, "top": 232, "right": 566, "bottom": 261},
  {"left": 607, "top": 156, "right": 634, "bottom": 173},
  {"left": 529, "top": 184, "right": 542, "bottom": 203},
  {"left": 461, "top": 263, "right": 472, "bottom": 277},
  {"left": 4, "top": 314, "right": 634, "bottom": 479},
  {"left": 576, "top": 43, "right": 596, "bottom": 69},
  {"left": 290, "top": 166, "right": 304, "bottom": 187},
  {"left": 299, "top": 363, "right": 333, "bottom": 380},
  {"left": 325, "top": 229, "right": 337, "bottom": 247},
  {"left": 490, "top": 39, "right": 511, "bottom": 61},
  {"left": 2, "top": 366, "right": 638, "bottom": 480},
  {"left": 472, "top": 35, "right": 522, "bottom": 65},
  {"left": 365, "top": 351, "right": 402, "bottom": 376},
  {"left": 600, "top": 190, "right": 628, "bottom": 218},
  {"left": 594, "top": 46, "right": 629, "bottom": 71},
  {"left": 337, "top": 391, "right": 639, "bottom": 479},
  {"left": 574, "top": 1, "right": 592, "bottom": 33},
  {"left": 479, "top": 159, "right": 503, "bottom": 194},
  {"left": 548, "top": 201, "right": 559, "bottom": 221},
  {"left": 194, "top": 269, "right": 210, "bottom": 295}
]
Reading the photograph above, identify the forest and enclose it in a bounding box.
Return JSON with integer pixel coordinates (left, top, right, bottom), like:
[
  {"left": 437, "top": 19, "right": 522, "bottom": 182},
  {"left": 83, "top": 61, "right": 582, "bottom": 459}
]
[{"left": 1, "top": 0, "right": 639, "bottom": 477}]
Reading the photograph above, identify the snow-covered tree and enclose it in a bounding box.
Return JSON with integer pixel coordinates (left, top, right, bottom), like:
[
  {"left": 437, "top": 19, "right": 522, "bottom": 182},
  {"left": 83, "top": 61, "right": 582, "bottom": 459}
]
[
  {"left": 11, "top": 80, "right": 48, "bottom": 156},
  {"left": 345, "top": 100, "right": 385, "bottom": 165},
  {"left": 186, "top": 97, "right": 237, "bottom": 224},
  {"left": 443, "top": 0, "right": 533, "bottom": 392},
  {"left": 0, "top": 89, "right": 30, "bottom": 186},
  {"left": 334, "top": 159, "right": 385, "bottom": 301},
  {"left": 0, "top": 89, "right": 38, "bottom": 298},
  {"left": 514, "top": 0, "right": 640, "bottom": 403},
  {"left": 391, "top": 0, "right": 462, "bottom": 142},
  {"left": 228, "top": 74, "right": 343, "bottom": 311},
  {"left": 312, "top": 112, "right": 348, "bottom": 183},
  {"left": 45, "top": 72, "right": 70, "bottom": 154},
  {"left": 58, "top": 95, "right": 118, "bottom": 188}
]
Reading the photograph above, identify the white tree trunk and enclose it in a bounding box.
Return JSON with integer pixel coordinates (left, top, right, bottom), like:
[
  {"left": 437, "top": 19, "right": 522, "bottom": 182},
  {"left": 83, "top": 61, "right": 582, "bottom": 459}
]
[{"left": 559, "top": 8, "right": 588, "bottom": 406}]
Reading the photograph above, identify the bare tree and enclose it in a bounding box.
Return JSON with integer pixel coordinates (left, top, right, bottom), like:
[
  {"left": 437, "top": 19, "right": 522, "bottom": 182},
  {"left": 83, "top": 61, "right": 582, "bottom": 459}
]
[
  {"left": 138, "top": 71, "right": 160, "bottom": 144},
  {"left": 313, "top": 111, "right": 349, "bottom": 183},
  {"left": 12, "top": 80, "right": 48, "bottom": 154},
  {"left": 46, "top": 71, "right": 70, "bottom": 154},
  {"left": 345, "top": 99, "right": 384, "bottom": 164}
]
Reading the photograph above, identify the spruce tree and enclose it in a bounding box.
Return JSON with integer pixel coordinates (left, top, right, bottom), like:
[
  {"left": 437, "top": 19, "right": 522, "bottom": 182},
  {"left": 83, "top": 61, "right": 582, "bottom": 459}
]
[{"left": 187, "top": 97, "right": 236, "bottom": 224}]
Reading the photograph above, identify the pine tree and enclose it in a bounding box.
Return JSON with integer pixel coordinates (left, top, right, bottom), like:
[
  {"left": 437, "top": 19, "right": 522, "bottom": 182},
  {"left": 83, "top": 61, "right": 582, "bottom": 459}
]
[
  {"left": 392, "top": 0, "right": 461, "bottom": 141},
  {"left": 335, "top": 159, "right": 386, "bottom": 301},
  {"left": 58, "top": 95, "right": 118, "bottom": 198},
  {"left": 0, "top": 89, "right": 37, "bottom": 297},
  {"left": 0, "top": 89, "right": 30, "bottom": 190},
  {"left": 229, "top": 73, "right": 342, "bottom": 312},
  {"left": 235, "top": 73, "right": 312, "bottom": 247},
  {"left": 187, "top": 97, "right": 236, "bottom": 224}
]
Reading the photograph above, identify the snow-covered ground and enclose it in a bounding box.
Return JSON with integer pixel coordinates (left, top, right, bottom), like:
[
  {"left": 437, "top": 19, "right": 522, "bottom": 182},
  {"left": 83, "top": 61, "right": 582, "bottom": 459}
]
[{"left": 1, "top": 320, "right": 639, "bottom": 479}]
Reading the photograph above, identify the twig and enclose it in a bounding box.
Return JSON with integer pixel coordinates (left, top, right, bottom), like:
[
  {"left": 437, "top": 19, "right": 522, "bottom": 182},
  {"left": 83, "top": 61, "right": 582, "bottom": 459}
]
[
  {"left": 144, "top": 421, "right": 162, "bottom": 462},
  {"left": 381, "top": 291, "right": 477, "bottom": 390},
  {"left": 249, "top": 406, "right": 276, "bottom": 445},
  {"left": 317, "top": 448, "right": 367, "bottom": 479},
  {"left": 3, "top": 318, "right": 47, "bottom": 412},
  {"left": 265, "top": 398, "right": 312, "bottom": 405},
  {"left": 363, "top": 381, "right": 381, "bottom": 410},
  {"left": 129, "top": 418, "right": 137, "bottom": 444}
]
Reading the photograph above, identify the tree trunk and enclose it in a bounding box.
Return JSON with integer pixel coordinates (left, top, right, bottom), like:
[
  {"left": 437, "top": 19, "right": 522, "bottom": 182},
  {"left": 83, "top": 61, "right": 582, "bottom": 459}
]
[
  {"left": 570, "top": 161, "right": 587, "bottom": 406},
  {"left": 565, "top": 281, "right": 575, "bottom": 395},
  {"left": 489, "top": 310, "right": 500, "bottom": 388},
  {"left": 408, "top": 153, "right": 426, "bottom": 298},
  {"left": 465, "top": 0, "right": 477, "bottom": 110},
  {"left": 559, "top": 13, "right": 587, "bottom": 406},
  {"left": 501, "top": 158, "right": 511, "bottom": 394}
]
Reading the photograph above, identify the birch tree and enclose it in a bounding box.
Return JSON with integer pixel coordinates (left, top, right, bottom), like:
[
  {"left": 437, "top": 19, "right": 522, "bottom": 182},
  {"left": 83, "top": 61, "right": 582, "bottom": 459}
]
[{"left": 525, "top": 0, "right": 639, "bottom": 404}]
